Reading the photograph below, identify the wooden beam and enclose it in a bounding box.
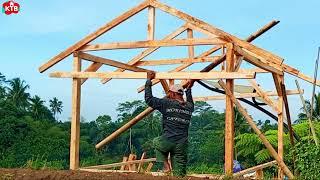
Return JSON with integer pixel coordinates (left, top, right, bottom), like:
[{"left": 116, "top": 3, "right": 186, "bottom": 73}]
[
  {"left": 233, "top": 161, "right": 277, "bottom": 177},
  {"left": 81, "top": 158, "right": 156, "bottom": 169},
  {"left": 79, "top": 169, "right": 137, "bottom": 173},
  {"left": 150, "top": 0, "right": 284, "bottom": 65},
  {"left": 234, "top": 45, "right": 283, "bottom": 75},
  {"left": 193, "top": 89, "right": 302, "bottom": 101},
  {"left": 120, "top": 156, "right": 128, "bottom": 171},
  {"left": 225, "top": 43, "right": 234, "bottom": 175},
  {"left": 77, "top": 52, "right": 149, "bottom": 72},
  {"left": 187, "top": 29, "right": 195, "bottom": 61},
  {"left": 69, "top": 54, "right": 81, "bottom": 170},
  {"left": 248, "top": 79, "right": 280, "bottom": 113},
  {"left": 160, "top": 80, "right": 170, "bottom": 95},
  {"left": 101, "top": 24, "right": 187, "bottom": 84},
  {"left": 50, "top": 71, "right": 256, "bottom": 80},
  {"left": 135, "top": 56, "right": 221, "bottom": 66},
  {"left": 38, "top": 0, "right": 150, "bottom": 73},
  {"left": 217, "top": 80, "right": 294, "bottom": 179},
  {"left": 80, "top": 38, "right": 226, "bottom": 51},
  {"left": 147, "top": 6, "right": 155, "bottom": 40}
]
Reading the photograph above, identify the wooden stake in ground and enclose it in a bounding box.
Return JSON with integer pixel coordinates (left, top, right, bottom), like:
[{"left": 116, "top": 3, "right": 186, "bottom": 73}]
[{"left": 217, "top": 80, "right": 294, "bottom": 179}]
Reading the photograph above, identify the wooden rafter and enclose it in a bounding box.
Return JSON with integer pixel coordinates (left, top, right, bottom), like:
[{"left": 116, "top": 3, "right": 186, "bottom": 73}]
[
  {"left": 77, "top": 52, "right": 149, "bottom": 72},
  {"left": 38, "top": 0, "right": 150, "bottom": 73},
  {"left": 149, "top": 0, "right": 284, "bottom": 65},
  {"left": 50, "top": 71, "right": 256, "bottom": 80}
]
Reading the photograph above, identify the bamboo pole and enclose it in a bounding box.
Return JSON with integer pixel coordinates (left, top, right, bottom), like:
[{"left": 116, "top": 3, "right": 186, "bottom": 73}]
[
  {"left": 217, "top": 80, "right": 294, "bottom": 179},
  {"left": 295, "top": 80, "right": 319, "bottom": 146}
]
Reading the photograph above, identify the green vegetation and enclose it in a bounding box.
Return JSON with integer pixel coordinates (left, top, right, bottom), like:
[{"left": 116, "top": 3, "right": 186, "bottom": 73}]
[{"left": 0, "top": 72, "right": 319, "bottom": 178}]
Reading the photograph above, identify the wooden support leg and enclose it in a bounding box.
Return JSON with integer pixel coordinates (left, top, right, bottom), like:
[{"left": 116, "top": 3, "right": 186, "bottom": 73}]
[
  {"left": 225, "top": 43, "right": 235, "bottom": 175},
  {"left": 70, "top": 53, "right": 81, "bottom": 170},
  {"left": 278, "top": 78, "right": 284, "bottom": 179}
]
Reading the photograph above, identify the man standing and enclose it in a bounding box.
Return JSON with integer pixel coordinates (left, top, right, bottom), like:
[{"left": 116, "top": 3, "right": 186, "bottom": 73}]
[{"left": 144, "top": 71, "right": 194, "bottom": 177}]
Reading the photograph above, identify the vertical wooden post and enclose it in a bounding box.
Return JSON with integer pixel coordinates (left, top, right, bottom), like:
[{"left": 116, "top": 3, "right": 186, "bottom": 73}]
[
  {"left": 187, "top": 29, "right": 194, "bottom": 60},
  {"left": 225, "top": 43, "right": 234, "bottom": 175},
  {"left": 278, "top": 76, "right": 284, "bottom": 179},
  {"left": 222, "top": 45, "right": 226, "bottom": 71},
  {"left": 70, "top": 52, "right": 81, "bottom": 170},
  {"left": 147, "top": 6, "right": 155, "bottom": 40}
]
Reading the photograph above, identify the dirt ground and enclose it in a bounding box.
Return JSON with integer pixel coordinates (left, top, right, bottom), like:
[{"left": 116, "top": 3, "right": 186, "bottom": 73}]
[{"left": 0, "top": 168, "right": 209, "bottom": 180}]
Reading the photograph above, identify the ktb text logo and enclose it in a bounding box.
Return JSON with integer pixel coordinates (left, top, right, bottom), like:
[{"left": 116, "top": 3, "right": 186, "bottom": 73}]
[{"left": 2, "top": 0, "right": 20, "bottom": 15}]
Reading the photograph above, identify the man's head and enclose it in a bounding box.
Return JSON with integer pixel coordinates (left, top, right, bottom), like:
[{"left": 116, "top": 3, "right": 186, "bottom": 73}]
[{"left": 168, "top": 84, "right": 184, "bottom": 101}]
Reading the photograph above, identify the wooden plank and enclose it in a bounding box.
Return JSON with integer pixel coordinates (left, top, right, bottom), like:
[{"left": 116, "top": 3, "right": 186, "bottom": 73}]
[
  {"left": 234, "top": 45, "right": 283, "bottom": 75},
  {"left": 81, "top": 62, "right": 103, "bottom": 85},
  {"left": 217, "top": 80, "right": 294, "bottom": 179},
  {"left": 248, "top": 79, "right": 280, "bottom": 113},
  {"left": 135, "top": 56, "right": 220, "bottom": 66},
  {"left": 101, "top": 25, "right": 188, "bottom": 84},
  {"left": 50, "top": 71, "right": 256, "bottom": 80},
  {"left": 272, "top": 73, "right": 283, "bottom": 96},
  {"left": 150, "top": 0, "right": 284, "bottom": 65},
  {"left": 187, "top": 29, "right": 195, "bottom": 61},
  {"left": 225, "top": 43, "right": 234, "bottom": 175},
  {"left": 81, "top": 158, "right": 156, "bottom": 170},
  {"left": 80, "top": 38, "right": 226, "bottom": 51},
  {"left": 79, "top": 169, "right": 137, "bottom": 173},
  {"left": 77, "top": 52, "right": 149, "bottom": 72},
  {"left": 148, "top": 7, "right": 155, "bottom": 40},
  {"left": 193, "top": 89, "right": 302, "bottom": 101},
  {"left": 233, "top": 161, "right": 277, "bottom": 177},
  {"left": 137, "top": 152, "right": 146, "bottom": 172},
  {"left": 120, "top": 156, "right": 128, "bottom": 171},
  {"left": 128, "top": 154, "right": 137, "bottom": 171},
  {"left": 69, "top": 54, "right": 81, "bottom": 170},
  {"left": 38, "top": 0, "right": 150, "bottom": 73}
]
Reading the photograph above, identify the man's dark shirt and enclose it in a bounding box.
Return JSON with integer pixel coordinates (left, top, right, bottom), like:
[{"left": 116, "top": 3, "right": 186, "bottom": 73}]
[{"left": 145, "top": 79, "right": 194, "bottom": 144}]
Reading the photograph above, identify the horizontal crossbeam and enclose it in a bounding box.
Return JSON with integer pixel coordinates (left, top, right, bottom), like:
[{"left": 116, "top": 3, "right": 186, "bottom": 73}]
[
  {"left": 80, "top": 38, "right": 226, "bottom": 51},
  {"left": 49, "top": 71, "right": 256, "bottom": 80}
]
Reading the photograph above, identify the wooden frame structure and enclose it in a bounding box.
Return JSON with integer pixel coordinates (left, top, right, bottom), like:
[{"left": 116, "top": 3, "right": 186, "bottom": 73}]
[{"left": 38, "top": 0, "right": 320, "bottom": 178}]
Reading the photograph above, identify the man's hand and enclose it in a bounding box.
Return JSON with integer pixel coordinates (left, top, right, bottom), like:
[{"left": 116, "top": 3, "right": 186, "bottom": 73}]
[
  {"left": 147, "top": 71, "right": 156, "bottom": 80},
  {"left": 186, "top": 80, "right": 195, "bottom": 89}
]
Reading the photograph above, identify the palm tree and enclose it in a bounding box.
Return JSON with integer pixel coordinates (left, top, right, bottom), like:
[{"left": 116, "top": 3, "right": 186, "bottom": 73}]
[
  {"left": 6, "top": 78, "right": 30, "bottom": 110},
  {"left": 49, "top": 97, "right": 63, "bottom": 121},
  {"left": 298, "top": 92, "right": 320, "bottom": 122},
  {"left": 29, "top": 95, "right": 45, "bottom": 120}
]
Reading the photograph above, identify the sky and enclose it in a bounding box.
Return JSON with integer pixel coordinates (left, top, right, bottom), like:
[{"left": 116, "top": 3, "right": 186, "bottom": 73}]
[{"left": 0, "top": 0, "right": 320, "bottom": 123}]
